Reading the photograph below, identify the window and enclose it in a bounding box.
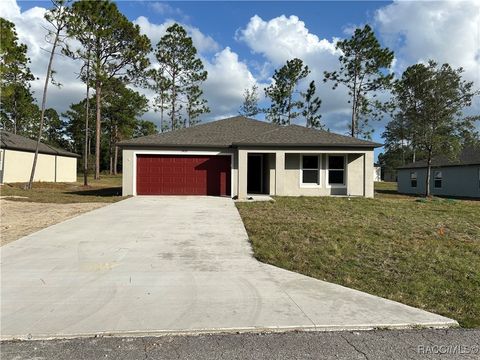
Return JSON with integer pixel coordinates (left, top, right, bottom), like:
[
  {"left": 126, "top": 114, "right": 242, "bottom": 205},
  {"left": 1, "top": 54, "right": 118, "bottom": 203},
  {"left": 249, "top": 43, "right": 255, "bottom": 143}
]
[
  {"left": 434, "top": 171, "right": 442, "bottom": 188},
  {"left": 410, "top": 172, "right": 417, "bottom": 188},
  {"left": 301, "top": 155, "right": 319, "bottom": 185},
  {"left": 328, "top": 155, "right": 345, "bottom": 185}
]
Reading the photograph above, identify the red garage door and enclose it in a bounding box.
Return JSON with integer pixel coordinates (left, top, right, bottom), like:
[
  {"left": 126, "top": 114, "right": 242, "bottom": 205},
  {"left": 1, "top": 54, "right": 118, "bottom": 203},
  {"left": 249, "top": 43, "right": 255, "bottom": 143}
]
[{"left": 136, "top": 155, "right": 231, "bottom": 196}]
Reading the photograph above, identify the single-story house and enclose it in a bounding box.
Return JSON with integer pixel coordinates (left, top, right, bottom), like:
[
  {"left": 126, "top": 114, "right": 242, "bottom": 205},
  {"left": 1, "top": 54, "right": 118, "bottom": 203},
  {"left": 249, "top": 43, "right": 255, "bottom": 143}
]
[
  {"left": 118, "top": 116, "right": 381, "bottom": 199},
  {"left": 0, "top": 130, "right": 79, "bottom": 183},
  {"left": 397, "top": 147, "right": 480, "bottom": 199}
]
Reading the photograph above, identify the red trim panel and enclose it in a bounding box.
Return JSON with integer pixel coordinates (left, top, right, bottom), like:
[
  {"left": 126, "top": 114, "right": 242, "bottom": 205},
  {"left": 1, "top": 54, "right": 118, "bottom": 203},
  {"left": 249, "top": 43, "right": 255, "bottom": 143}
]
[{"left": 136, "top": 155, "right": 231, "bottom": 196}]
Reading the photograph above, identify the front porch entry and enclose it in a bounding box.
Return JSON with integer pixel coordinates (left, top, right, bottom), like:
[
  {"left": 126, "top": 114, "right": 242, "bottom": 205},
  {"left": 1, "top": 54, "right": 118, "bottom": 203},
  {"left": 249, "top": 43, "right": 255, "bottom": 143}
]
[{"left": 247, "top": 153, "right": 270, "bottom": 194}]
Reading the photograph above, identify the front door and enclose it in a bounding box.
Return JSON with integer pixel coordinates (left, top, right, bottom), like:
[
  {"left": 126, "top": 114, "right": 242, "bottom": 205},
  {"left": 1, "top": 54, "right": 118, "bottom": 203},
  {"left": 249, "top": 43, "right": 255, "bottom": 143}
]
[{"left": 247, "top": 154, "right": 263, "bottom": 193}]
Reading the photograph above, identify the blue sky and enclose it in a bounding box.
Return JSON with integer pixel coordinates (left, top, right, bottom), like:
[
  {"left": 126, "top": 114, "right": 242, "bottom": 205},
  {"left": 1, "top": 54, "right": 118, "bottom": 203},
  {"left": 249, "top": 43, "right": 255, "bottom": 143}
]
[{"left": 5, "top": 1, "right": 480, "bottom": 159}]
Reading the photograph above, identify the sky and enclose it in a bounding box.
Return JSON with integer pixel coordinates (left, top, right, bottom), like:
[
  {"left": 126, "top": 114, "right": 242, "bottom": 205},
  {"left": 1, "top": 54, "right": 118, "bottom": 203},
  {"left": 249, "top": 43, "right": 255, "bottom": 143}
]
[{"left": 2, "top": 0, "right": 480, "bottom": 159}]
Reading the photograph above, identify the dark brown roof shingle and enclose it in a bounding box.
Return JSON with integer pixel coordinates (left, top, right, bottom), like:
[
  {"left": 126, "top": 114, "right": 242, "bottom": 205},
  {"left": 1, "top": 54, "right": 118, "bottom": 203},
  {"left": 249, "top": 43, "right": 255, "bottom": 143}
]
[
  {"left": 0, "top": 130, "right": 80, "bottom": 158},
  {"left": 118, "top": 116, "right": 381, "bottom": 149}
]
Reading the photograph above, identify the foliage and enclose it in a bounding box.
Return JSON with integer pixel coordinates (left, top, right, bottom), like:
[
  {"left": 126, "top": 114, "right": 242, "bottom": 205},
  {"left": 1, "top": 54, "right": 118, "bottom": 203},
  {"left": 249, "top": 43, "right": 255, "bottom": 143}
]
[
  {"left": 324, "top": 25, "right": 394, "bottom": 137},
  {"left": 239, "top": 84, "right": 261, "bottom": 117},
  {"left": 0, "top": 17, "right": 37, "bottom": 135},
  {"left": 265, "top": 58, "right": 310, "bottom": 125},
  {"left": 301, "top": 80, "right": 322, "bottom": 128},
  {"left": 66, "top": 0, "right": 151, "bottom": 178},
  {"left": 386, "top": 60, "right": 479, "bottom": 196},
  {"left": 154, "top": 23, "right": 209, "bottom": 130},
  {"left": 185, "top": 84, "right": 210, "bottom": 127}
]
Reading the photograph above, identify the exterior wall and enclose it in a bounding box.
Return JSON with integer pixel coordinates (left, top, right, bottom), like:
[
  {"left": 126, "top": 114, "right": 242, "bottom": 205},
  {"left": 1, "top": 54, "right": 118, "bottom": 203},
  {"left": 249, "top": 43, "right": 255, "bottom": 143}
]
[
  {"left": 373, "top": 166, "right": 382, "bottom": 182},
  {"left": 1, "top": 149, "right": 77, "bottom": 183},
  {"left": 123, "top": 147, "right": 376, "bottom": 199},
  {"left": 55, "top": 156, "right": 77, "bottom": 182},
  {"left": 398, "top": 165, "right": 480, "bottom": 198},
  {"left": 122, "top": 148, "right": 236, "bottom": 196}
]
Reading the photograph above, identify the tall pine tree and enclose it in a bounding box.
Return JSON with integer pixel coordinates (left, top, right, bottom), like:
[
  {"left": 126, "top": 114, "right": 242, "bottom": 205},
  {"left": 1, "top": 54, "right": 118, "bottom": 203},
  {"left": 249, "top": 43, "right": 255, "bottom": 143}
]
[
  {"left": 265, "top": 58, "right": 309, "bottom": 125},
  {"left": 154, "top": 23, "right": 209, "bottom": 130}
]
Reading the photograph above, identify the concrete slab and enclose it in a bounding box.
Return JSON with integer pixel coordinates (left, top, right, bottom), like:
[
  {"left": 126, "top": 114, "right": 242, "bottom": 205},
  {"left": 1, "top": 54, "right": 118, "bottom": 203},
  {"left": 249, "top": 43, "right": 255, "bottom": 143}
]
[{"left": 0, "top": 197, "right": 457, "bottom": 340}]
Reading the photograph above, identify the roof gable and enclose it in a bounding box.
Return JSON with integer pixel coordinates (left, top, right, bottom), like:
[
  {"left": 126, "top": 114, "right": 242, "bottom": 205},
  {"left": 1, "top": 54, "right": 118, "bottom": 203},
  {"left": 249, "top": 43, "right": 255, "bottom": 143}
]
[{"left": 118, "top": 116, "right": 381, "bottom": 148}]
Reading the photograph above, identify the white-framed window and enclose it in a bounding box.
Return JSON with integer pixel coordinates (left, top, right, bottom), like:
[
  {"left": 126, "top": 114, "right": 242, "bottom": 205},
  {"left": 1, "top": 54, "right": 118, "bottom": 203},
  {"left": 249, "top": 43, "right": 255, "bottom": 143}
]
[
  {"left": 434, "top": 170, "right": 442, "bottom": 188},
  {"left": 301, "top": 154, "right": 320, "bottom": 186},
  {"left": 410, "top": 171, "right": 417, "bottom": 188},
  {"left": 327, "top": 155, "right": 345, "bottom": 186}
]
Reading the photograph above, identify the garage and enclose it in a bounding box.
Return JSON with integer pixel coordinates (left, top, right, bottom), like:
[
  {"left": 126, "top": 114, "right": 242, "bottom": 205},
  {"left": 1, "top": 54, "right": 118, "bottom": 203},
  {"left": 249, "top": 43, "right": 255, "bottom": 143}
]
[{"left": 136, "top": 154, "right": 231, "bottom": 196}]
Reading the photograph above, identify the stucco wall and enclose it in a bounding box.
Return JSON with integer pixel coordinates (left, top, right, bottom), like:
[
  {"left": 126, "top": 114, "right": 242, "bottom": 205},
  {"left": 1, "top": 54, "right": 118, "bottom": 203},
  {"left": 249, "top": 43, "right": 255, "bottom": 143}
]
[
  {"left": 238, "top": 149, "right": 374, "bottom": 198},
  {"left": 123, "top": 147, "right": 375, "bottom": 198},
  {"left": 1, "top": 149, "right": 77, "bottom": 183},
  {"left": 398, "top": 165, "right": 480, "bottom": 198}
]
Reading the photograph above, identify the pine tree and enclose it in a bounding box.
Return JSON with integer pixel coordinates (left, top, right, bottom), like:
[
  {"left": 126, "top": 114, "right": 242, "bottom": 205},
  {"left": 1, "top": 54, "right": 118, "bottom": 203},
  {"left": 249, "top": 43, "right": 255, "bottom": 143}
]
[
  {"left": 324, "top": 25, "right": 394, "bottom": 137},
  {"left": 239, "top": 85, "right": 261, "bottom": 117},
  {"left": 154, "top": 23, "right": 209, "bottom": 130},
  {"left": 0, "top": 18, "right": 36, "bottom": 135},
  {"left": 265, "top": 58, "right": 309, "bottom": 125},
  {"left": 301, "top": 81, "right": 322, "bottom": 128},
  {"left": 66, "top": 0, "right": 151, "bottom": 179}
]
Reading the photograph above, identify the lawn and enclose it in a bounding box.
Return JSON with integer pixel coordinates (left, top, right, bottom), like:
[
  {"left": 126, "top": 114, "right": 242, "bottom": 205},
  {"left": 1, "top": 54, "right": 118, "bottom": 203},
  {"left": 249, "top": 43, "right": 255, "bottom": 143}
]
[
  {"left": 0, "top": 174, "right": 125, "bottom": 203},
  {"left": 236, "top": 183, "right": 480, "bottom": 328}
]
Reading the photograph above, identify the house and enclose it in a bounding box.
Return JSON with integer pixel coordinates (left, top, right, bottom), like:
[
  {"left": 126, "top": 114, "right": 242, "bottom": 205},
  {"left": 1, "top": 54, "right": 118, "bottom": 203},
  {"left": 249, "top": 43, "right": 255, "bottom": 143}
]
[
  {"left": 0, "top": 130, "right": 79, "bottom": 183},
  {"left": 118, "top": 116, "right": 381, "bottom": 199},
  {"left": 397, "top": 147, "right": 480, "bottom": 199}
]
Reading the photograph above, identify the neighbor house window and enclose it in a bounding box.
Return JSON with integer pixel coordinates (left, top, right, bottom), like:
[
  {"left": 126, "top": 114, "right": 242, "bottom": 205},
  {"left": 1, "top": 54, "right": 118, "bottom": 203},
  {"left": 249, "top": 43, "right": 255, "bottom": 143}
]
[
  {"left": 328, "top": 155, "right": 345, "bottom": 185},
  {"left": 301, "top": 155, "right": 320, "bottom": 185},
  {"left": 410, "top": 172, "right": 417, "bottom": 188},
  {"left": 434, "top": 171, "right": 442, "bottom": 188}
]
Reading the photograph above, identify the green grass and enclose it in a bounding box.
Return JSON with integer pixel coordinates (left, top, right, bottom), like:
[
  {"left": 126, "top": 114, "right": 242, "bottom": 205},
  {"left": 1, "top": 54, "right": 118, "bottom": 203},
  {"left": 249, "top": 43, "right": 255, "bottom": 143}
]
[
  {"left": 0, "top": 174, "right": 125, "bottom": 203},
  {"left": 236, "top": 185, "right": 480, "bottom": 328}
]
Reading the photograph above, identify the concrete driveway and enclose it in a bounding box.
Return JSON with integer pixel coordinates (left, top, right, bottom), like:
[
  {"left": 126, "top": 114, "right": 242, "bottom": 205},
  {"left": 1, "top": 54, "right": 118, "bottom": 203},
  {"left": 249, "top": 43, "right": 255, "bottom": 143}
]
[{"left": 0, "top": 197, "right": 456, "bottom": 339}]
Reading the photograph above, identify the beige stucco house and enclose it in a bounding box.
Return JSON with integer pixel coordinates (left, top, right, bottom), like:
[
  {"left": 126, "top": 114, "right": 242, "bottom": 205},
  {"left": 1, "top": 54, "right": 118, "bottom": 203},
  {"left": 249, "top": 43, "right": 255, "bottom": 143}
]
[
  {"left": 0, "top": 130, "right": 79, "bottom": 183},
  {"left": 118, "top": 116, "right": 381, "bottom": 199}
]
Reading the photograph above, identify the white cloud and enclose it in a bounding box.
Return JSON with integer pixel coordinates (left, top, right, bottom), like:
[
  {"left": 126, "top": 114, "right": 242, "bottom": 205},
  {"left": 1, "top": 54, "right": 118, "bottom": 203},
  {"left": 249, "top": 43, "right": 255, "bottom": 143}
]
[
  {"left": 134, "top": 16, "right": 219, "bottom": 54},
  {"left": 203, "top": 47, "right": 260, "bottom": 117},
  {"left": 237, "top": 14, "right": 350, "bottom": 129},
  {"left": 375, "top": 0, "right": 480, "bottom": 85}
]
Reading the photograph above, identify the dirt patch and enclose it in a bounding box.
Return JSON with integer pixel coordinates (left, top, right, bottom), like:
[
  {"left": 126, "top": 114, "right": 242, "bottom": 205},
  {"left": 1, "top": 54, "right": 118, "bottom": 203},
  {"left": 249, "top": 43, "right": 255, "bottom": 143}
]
[{"left": 0, "top": 200, "right": 107, "bottom": 246}]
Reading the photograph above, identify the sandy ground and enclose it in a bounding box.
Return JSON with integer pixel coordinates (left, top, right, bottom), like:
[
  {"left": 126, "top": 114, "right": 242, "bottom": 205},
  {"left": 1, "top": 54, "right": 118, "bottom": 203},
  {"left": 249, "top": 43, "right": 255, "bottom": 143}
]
[{"left": 0, "top": 200, "right": 106, "bottom": 246}]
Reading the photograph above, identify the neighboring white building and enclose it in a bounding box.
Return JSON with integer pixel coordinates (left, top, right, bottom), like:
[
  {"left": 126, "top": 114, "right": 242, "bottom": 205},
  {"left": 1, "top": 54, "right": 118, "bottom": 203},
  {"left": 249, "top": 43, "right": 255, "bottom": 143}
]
[
  {"left": 373, "top": 164, "right": 382, "bottom": 182},
  {"left": 0, "top": 130, "right": 79, "bottom": 183},
  {"left": 397, "top": 147, "right": 480, "bottom": 199}
]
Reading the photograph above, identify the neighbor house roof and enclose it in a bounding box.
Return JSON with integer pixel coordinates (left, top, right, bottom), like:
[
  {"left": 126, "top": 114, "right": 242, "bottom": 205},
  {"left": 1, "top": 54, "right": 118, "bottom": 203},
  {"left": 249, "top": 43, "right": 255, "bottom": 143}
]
[
  {"left": 118, "top": 116, "right": 381, "bottom": 149},
  {"left": 0, "top": 130, "right": 80, "bottom": 158},
  {"left": 397, "top": 147, "right": 480, "bottom": 169}
]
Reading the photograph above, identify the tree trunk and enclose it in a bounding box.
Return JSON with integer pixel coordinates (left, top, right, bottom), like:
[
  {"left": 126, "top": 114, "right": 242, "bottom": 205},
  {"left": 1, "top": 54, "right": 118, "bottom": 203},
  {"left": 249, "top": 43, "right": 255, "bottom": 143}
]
[
  {"left": 114, "top": 145, "right": 118, "bottom": 175},
  {"left": 425, "top": 149, "right": 432, "bottom": 197},
  {"left": 83, "top": 47, "right": 91, "bottom": 187},
  {"left": 27, "top": 27, "right": 60, "bottom": 189},
  {"left": 95, "top": 80, "right": 101, "bottom": 180}
]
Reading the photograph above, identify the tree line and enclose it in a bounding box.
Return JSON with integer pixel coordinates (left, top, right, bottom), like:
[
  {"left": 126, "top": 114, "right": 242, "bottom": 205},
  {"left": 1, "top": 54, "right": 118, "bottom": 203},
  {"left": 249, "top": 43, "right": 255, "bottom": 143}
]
[{"left": 1, "top": 1, "right": 478, "bottom": 195}]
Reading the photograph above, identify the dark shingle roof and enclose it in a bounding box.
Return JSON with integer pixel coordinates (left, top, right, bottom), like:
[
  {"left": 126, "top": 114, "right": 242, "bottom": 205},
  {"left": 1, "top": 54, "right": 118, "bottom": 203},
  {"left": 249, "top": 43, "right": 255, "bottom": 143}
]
[
  {"left": 397, "top": 147, "right": 480, "bottom": 169},
  {"left": 0, "top": 130, "right": 80, "bottom": 158},
  {"left": 118, "top": 116, "right": 381, "bottom": 149}
]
